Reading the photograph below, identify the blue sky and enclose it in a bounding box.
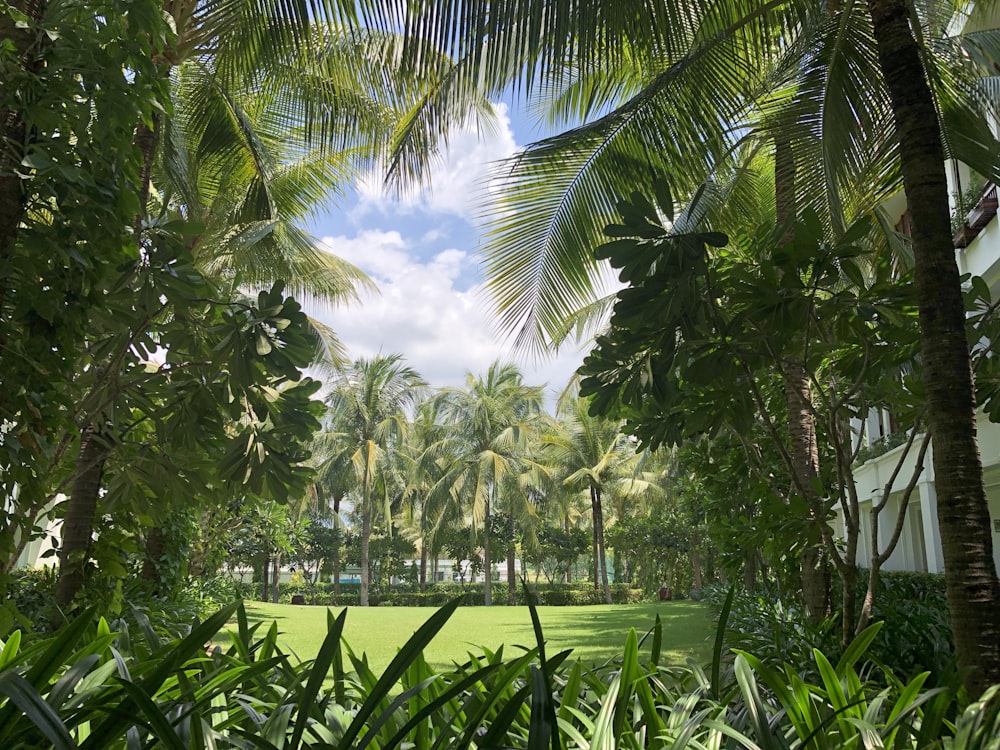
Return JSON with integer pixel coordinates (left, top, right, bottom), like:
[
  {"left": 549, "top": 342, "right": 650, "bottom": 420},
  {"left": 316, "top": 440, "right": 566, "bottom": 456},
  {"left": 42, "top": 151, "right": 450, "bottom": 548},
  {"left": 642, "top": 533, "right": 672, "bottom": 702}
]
[{"left": 304, "top": 102, "right": 591, "bottom": 402}]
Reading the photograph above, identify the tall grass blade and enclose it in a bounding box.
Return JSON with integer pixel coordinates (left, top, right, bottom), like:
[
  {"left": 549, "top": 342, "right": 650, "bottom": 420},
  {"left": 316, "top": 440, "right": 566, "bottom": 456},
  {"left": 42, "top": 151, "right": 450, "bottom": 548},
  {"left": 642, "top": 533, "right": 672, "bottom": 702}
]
[
  {"left": 116, "top": 678, "right": 188, "bottom": 750},
  {"left": 287, "top": 607, "right": 347, "bottom": 749},
  {"left": 0, "top": 606, "right": 94, "bottom": 739},
  {"left": 0, "top": 671, "right": 75, "bottom": 750},
  {"left": 81, "top": 601, "right": 239, "bottom": 749},
  {"left": 474, "top": 683, "right": 531, "bottom": 750},
  {"left": 0, "top": 629, "right": 21, "bottom": 671},
  {"left": 712, "top": 586, "right": 736, "bottom": 699},
  {"left": 834, "top": 621, "right": 883, "bottom": 676},
  {"left": 650, "top": 615, "right": 662, "bottom": 667},
  {"left": 523, "top": 578, "right": 561, "bottom": 750},
  {"left": 337, "top": 597, "right": 463, "bottom": 749},
  {"left": 383, "top": 663, "right": 506, "bottom": 749}
]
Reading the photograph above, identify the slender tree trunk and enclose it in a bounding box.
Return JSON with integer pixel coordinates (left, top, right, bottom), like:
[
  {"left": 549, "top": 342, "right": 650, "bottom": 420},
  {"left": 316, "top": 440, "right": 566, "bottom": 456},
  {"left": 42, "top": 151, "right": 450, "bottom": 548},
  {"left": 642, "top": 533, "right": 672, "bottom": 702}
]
[
  {"left": 420, "top": 544, "right": 428, "bottom": 593},
  {"left": 506, "top": 513, "right": 516, "bottom": 604},
  {"left": 868, "top": 0, "right": 1000, "bottom": 694},
  {"left": 483, "top": 495, "right": 493, "bottom": 606},
  {"left": 743, "top": 552, "right": 757, "bottom": 591},
  {"left": 360, "top": 504, "right": 372, "bottom": 606},
  {"left": 692, "top": 548, "right": 704, "bottom": 591},
  {"left": 261, "top": 556, "right": 270, "bottom": 602},
  {"left": 592, "top": 486, "right": 611, "bottom": 604},
  {"left": 591, "top": 521, "right": 599, "bottom": 590},
  {"left": 564, "top": 516, "right": 573, "bottom": 583},
  {"left": 270, "top": 553, "right": 280, "bottom": 603},
  {"left": 141, "top": 525, "right": 168, "bottom": 591},
  {"left": 55, "top": 426, "right": 110, "bottom": 609},
  {"left": 332, "top": 494, "right": 342, "bottom": 595}
]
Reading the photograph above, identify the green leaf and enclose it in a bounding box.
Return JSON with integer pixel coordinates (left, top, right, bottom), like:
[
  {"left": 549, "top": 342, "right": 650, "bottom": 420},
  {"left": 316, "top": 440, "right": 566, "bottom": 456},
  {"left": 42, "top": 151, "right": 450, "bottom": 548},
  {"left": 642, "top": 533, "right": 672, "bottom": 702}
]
[{"left": 0, "top": 672, "right": 75, "bottom": 750}]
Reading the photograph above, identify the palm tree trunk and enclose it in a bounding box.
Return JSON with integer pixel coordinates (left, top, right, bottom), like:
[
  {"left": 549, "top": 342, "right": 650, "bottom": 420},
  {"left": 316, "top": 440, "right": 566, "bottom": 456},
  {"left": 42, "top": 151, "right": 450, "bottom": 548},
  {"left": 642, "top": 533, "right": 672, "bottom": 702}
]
[
  {"left": 592, "top": 486, "right": 611, "bottom": 604},
  {"left": 483, "top": 495, "right": 493, "bottom": 606},
  {"left": 867, "top": 0, "right": 1000, "bottom": 695},
  {"left": 564, "top": 516, "right": 573, "bottom": 583},
  {"left": 332, "top": 494, "right": 342, "bottom": 595},
  {"left": 420, "top": 544, "right": 428, "bottom": 592},
  {"left": 591, "top": 520, "right": 599, "bottom": 590},
  {"left": 360, "top": 505, "right": 372, "bottom": 606},
  {"left": 261, "top": 555, "right": 269, "bottom": 602},
  {"left": 506, "top": 513, "right": 517, "bottom": 604},
  {"left": 55, "top": 426, "right": 110, "bottom": 609}
]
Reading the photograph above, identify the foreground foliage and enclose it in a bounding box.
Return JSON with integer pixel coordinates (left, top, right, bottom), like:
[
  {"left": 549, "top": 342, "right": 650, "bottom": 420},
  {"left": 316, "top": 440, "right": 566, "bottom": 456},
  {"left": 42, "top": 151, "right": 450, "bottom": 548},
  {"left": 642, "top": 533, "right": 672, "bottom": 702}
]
[{"left": 0, "top": 596, "right": 997, "bottom": 748}]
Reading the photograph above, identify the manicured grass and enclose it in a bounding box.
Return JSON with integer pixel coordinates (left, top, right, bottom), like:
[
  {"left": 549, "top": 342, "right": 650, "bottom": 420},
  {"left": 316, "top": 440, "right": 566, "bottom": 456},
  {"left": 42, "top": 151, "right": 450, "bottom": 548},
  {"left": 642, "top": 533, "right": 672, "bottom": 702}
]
[{"left": 235, "top": 601, "right": 712, "bottom": 673}]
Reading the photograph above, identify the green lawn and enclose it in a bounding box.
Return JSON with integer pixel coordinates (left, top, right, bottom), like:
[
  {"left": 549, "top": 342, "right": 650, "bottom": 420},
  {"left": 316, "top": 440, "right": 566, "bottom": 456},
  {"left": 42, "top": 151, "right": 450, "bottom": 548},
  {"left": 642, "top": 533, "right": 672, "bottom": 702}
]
[{"left": 234, "top": 601, "right": 712, "bottom": 673}]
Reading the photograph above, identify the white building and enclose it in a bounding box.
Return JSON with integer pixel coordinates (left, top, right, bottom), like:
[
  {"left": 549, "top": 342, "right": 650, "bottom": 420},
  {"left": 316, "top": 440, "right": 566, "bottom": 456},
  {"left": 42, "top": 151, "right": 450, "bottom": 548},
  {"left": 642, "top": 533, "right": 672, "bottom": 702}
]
[{"left": 838, "top": 178, "right": 1000, "bottom": 575}]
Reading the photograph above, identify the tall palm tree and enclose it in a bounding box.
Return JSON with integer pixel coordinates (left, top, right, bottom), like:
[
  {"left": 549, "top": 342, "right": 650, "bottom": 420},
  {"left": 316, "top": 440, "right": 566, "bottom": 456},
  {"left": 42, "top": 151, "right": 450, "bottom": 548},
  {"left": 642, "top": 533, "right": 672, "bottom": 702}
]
[
  {"left": 542, "top": 395, "right": 655, "bottom": 604},
  {"left": 326, "top": 354, "right": 426, "bottom": 606},
  {"left": 398, "top": 397, "right": 456, "bottom": 592},
  {"left": 430, "top": 362, "right": 543, "bottom": 605},
  {"left": 348, "top": 0, "right": 1000, "bottom": 690}
]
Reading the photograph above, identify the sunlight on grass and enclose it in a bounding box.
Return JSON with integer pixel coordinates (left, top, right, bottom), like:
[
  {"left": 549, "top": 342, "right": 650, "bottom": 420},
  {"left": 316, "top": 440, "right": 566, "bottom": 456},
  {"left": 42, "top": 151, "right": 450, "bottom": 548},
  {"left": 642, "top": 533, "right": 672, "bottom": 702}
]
[{"left": 236, "top": 601, "right": 712, "bottom": 673}]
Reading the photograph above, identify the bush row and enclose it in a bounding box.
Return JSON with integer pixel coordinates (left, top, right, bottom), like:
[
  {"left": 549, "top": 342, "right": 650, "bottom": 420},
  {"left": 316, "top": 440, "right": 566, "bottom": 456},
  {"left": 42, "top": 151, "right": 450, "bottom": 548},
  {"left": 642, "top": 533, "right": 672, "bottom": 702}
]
[{"left": 274, "top": 581, "right": 645, "bottom": 606}]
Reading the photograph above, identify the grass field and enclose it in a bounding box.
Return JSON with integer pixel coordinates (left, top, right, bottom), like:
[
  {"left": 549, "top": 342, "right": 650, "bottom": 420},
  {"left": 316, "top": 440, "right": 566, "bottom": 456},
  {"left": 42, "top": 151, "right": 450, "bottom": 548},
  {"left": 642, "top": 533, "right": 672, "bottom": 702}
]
[{"left": 234, "top": 601, "right": 713, "bottom": 673}]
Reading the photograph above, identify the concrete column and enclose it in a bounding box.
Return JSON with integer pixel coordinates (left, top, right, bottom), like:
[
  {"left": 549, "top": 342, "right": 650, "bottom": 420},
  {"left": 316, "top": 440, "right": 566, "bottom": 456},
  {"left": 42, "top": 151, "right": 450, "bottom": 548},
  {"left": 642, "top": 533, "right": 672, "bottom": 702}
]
[{"left": 917, "top": 480, "right": 944, "bottom": 573}]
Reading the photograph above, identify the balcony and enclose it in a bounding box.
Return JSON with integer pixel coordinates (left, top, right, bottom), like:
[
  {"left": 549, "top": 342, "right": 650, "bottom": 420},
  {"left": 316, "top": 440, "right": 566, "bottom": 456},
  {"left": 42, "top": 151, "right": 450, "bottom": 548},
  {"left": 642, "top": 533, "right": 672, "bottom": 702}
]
[{"left": 953, "top": 182, "right": 999, "bottom": 248}]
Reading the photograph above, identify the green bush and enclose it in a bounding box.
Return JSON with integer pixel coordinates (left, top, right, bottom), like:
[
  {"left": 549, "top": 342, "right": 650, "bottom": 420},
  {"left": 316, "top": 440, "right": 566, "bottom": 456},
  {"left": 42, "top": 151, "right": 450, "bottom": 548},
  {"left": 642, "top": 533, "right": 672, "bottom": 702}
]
[
  {"left": 705, "top": 571, "right": 955, "bottom": 685},
  {"left": 273, "top": 581, "right": 646, "bottom": 606}
]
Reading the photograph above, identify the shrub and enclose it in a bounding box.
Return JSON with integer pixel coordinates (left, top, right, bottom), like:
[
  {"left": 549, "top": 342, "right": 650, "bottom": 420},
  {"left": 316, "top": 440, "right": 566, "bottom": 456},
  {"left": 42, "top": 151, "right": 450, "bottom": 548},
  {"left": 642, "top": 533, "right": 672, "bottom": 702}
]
[
  {"left": 0, "top": 595, "right": 991, "bottom": 748},
  {"left": 705, "top": 570, "right": 955, "bottom": 685}
]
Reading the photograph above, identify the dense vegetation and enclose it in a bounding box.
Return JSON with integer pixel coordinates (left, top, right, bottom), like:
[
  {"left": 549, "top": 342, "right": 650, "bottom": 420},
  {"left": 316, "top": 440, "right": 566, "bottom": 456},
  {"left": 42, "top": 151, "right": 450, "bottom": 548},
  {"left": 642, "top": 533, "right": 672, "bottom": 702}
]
[{"left": 3, "top": 0, "right": 1000, "bottom": 744}]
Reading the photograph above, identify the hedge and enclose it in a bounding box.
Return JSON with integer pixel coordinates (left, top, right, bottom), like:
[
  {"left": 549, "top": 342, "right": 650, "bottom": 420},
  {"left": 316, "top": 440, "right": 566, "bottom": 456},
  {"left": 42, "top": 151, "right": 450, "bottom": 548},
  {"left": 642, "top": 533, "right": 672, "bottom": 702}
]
[{"left": 269, "top": 581, "right": 645, "bottom": 606}]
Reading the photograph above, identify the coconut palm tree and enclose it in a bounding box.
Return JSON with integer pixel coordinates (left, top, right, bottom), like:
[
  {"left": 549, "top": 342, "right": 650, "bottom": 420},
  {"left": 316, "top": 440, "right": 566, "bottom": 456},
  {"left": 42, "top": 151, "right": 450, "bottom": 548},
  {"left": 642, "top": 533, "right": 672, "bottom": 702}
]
[
  {"left": 325, "top": 354, "right": 426, "bottom": 606},
  {"left": 429, "top": 362, "right": 543, "bottom": 605},
  {"left": 348, "top": 0, "right": 1000, "bottom": 690},
  {"left": 542, "top": 395, "right": 658, "bottom": 603}
]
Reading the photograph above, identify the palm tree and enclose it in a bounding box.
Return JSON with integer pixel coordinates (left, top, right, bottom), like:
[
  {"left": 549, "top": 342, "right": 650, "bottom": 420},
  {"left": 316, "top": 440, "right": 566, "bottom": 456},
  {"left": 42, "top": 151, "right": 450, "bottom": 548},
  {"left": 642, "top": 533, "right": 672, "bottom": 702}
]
[
  {"left": 865, "top": 0, "right": 1000, "bottom": 693},
  {"left": 430, "top": 362, "right": 543, "bottom": 605},
  {"left": 397, "top": 397, "right": 456, "bottom": 592},
  {"left": 348, "top": 0, "right": 1000, "bottom": 690},
  {"left": 542, "top": 395, "right": 656, "bottom": 604},
  {"left": 326, "top": 354, "right": 426, "bottom": 606}
]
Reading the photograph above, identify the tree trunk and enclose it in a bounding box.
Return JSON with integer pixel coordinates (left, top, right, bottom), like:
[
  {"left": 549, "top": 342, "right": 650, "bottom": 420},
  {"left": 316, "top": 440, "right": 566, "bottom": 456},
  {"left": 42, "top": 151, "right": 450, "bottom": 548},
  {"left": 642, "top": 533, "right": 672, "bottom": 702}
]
[
  {"left": 270, "top": 553, "right": 280, "bottom": 603},
  {"left": 360, "top": 505, "right": 372, "bottom": 606},
  {"left": 141, "top": 525, "right": 168, "bottom": 592},
  {"left": 868, "top": 0, "right": 1000, "bottom": 695},
  {"left": 483, "top": 495, "right": 493, "bottom": 606},
  {"left": 261, "top": 556, "right": 270, "bottom": 602},
  {"left": 565, "top": 516, "right": 573, "bottom": 583},
  {"left": 591, "top": 516, "right": 599, "bottom": 590},
  {"left": 506, "top": 513, "right": 517, "bottom": 605},
  {"left": 332, "top": 494, "right": 342, "bottom": 596},
  {"left": 55, "top": 426, "right": 110, "bottom": 609},
  {"left": 692, "top": 548, "right": 704, "bottom": 590},
  {"left": 592, "top": 486, "right": 611, "bottom": 604},
  {"left": 776, "top": 126, "right": 831, "bottom": 623},
  {"left": 420, "top": 544, "right": 428, "bottom": 593},
  {"left": 743, "top": 552, "right": 757, "bottom": 591}
]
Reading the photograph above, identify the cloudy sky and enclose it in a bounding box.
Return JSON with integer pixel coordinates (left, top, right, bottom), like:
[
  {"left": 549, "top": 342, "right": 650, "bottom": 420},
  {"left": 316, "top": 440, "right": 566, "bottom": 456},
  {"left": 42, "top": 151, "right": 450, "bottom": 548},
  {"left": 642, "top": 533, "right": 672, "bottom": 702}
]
[{"left": 305, "top": 103, "right": 592, "bottom": 402}]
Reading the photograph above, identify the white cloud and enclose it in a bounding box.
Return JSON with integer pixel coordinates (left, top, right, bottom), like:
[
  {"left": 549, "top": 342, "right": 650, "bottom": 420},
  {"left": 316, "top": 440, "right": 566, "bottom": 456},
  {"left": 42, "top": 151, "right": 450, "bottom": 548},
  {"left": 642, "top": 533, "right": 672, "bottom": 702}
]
[
  {"left": 353, "top": 103, "right": 519, "bottom": 222},
  {"left": 313, "top": 230, "right": 583, "bottom": 398}
]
